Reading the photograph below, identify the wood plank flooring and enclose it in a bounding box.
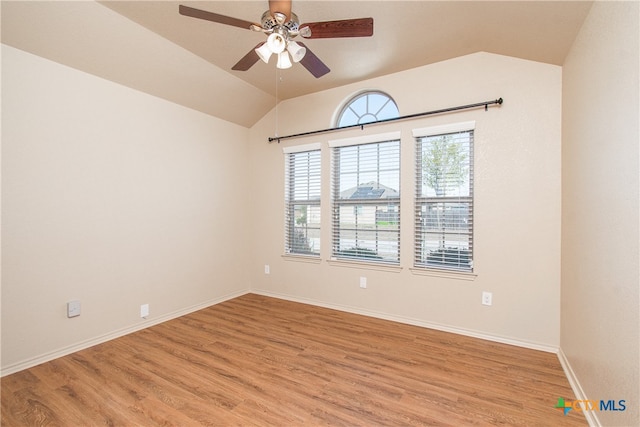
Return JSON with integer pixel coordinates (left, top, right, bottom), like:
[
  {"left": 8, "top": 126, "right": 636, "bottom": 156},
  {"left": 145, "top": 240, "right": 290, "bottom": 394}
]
[{"left": 2, "top": 293, "right": 586, "bottom": 426}]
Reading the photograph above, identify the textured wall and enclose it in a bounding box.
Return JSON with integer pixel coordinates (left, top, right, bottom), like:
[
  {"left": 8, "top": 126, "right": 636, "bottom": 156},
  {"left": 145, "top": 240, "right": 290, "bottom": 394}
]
[
  {"left": 249, "top": 52, "right": 563, "bottom": 350},
  {"left": 1, "top": 45, "right": 251, "bottom": 373},
  {"left": 561, "top": 1, "right": 639, "bottom": 425}
]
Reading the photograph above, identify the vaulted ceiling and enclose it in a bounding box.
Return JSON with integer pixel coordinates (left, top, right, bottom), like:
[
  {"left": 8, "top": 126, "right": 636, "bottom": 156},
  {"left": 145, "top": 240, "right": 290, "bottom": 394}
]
[{"left": 1, "top": 1, "right": 593, "bottom": 127}]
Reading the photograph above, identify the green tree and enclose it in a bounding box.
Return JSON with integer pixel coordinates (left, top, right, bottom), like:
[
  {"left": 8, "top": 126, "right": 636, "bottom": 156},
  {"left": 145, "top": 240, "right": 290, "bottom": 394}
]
[
  {"left": 293, "top": 205, "right": 311, "bottom": 253},
  {"left": 422, "top": 135, "right": 468, "bottom": 250},
  {"left": 422, "top": 134, "right": 468, "bottom": 197}
]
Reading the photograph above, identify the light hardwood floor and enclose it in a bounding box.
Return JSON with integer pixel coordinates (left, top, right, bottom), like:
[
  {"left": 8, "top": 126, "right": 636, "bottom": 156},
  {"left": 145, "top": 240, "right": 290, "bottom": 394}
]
[{"left": 2, "top": 293, "right": 586, "bottom": 426}]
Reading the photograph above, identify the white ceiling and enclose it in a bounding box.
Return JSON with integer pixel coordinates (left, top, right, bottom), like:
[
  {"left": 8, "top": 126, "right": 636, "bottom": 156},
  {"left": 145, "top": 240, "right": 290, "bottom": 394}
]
[{"left": 1, "top": 1, "right": 593, "bottom": 127}]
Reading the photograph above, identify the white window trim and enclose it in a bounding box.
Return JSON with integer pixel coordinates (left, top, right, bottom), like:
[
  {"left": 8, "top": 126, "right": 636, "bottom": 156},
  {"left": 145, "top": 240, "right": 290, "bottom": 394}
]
[
  {"left": 282, "top": 142, "right": 322, "bottom": 154},
  {"left": 334, "top": 90, "right": 399, "bottom": 128},
  {"left": 282, "top": 253, "right": 322, "bottom": 263},
  {"left": 328, "top": 131, "right": 401, "bottom": 148},
  {"left": 327, "top": 257, "right": 403, "bottom": 273},
  {"left": 330, "top": 133, "right": 402, "bottom": 266},
  {"left": 413, "top": 122, "right": 475, "bottom": 273},
  {"left": 409, "top": 266, "right": 477, "bottom": 280},
  {"left": 412, "top": 121, "right": 475, "bottom": 138},
  {"left": 284, "top": 146, "right": 322, "bottom": 257}
]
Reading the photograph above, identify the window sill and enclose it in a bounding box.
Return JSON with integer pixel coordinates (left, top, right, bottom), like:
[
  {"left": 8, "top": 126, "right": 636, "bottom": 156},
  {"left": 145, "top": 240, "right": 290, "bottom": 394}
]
[
  {"left": 409, "top": 267, "right": 477, "bottom": 281},
  {"left": 282, "top": 254, "right": 322, "bottom": 264},
  {"left": 327, "top": 258, "right": 403, "bottom": 273}
]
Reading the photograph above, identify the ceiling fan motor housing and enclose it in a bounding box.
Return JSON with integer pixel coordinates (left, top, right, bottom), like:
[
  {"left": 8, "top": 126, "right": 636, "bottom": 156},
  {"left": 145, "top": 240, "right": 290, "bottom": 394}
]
[{"left": 260, "top": 10, "right": 300, "bottom": 38}]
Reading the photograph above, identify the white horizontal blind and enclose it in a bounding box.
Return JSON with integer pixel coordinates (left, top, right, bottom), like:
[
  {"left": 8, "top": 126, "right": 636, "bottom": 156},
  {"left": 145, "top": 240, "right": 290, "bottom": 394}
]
[
  {"left": 285, "top": 148, "right": 321, "bottom": 256},
  {"left": 415, "top": 129, "right": 474, "bottom": 271},
  {"left": 332, "top": 139, "right": 401, "bottom": 263}
]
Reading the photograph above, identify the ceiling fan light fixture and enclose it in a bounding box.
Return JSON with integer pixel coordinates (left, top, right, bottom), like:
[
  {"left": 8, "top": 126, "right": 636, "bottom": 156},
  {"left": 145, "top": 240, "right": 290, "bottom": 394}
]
[
  {"left": 255, "top": 42, "right": 273, "bottom": 63},
  {"left": 266, "top": 32, "right": 286, "bottom": 54},
  {"left": 287, "top": 40, "right": 306, "bottom": 62},
  {"left": 277, "top": 51, "right": 292, "bottom": 69},
  {"left": 179, "top": 2, "right": 373, "bottom": 77}
]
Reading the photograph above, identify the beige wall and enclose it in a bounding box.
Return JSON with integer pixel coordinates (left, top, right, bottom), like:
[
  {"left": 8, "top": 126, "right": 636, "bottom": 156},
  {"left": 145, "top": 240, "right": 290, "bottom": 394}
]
[
  {"left": 561, "top": 1, "right": 639, "bottom": 426},
  {"left": 249, "top": 52, "right": 563, "bottom": 350},
  {"left": 1, "top": 45, "right": 250, "bottom": 373},
  {"left": 2, "top": 5, "right": 637, "bottom": 424}
]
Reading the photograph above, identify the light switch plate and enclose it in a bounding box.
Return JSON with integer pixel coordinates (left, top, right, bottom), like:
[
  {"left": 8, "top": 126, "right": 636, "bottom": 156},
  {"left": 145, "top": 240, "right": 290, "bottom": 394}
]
[
  {"left": 140, "top": 304, "right": 150, "bottom": 318},
  {"left": 67, "top": 300, "right": 81, "bottom": 318}
]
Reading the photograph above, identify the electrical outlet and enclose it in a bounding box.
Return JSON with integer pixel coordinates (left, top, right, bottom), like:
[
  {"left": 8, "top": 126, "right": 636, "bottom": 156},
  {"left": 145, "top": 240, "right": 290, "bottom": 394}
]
[
  {"left": 482, "top": 291, "right": 493, "bottom": 306},
  {"left": 359, "top": 277, "right": 367, "bottom": 289},
  {"left": 67, "top": 300, "right": 81, "bottom": 318},
  {"left": 264, "top": 264, "right": 270, "bottom": 274},
  {"left": 140, "top": 304, "right": 150, "bottom": 318}
]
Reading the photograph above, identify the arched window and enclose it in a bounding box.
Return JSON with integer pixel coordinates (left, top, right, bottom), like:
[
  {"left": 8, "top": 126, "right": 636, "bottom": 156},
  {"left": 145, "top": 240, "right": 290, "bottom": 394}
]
[{"left": 336, "top": 91, "right": 399, "bottom": 127}]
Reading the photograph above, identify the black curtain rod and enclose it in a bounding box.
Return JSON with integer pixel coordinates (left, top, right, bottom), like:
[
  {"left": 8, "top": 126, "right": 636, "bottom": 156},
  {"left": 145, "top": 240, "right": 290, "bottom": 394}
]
[{"left": 268, "top": 97, "right": 503, "bottom": 143}]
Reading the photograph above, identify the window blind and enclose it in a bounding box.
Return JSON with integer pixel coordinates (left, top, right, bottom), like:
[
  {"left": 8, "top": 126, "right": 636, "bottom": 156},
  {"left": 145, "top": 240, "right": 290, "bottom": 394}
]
[
  {"left": 332, "top": 139, "right": 401, "bottom": 263},
  {"left": 285, "top": 148, "right": 321, "bottom": 256},
  {"left": 415, "top": 129, "right": 474, "bottom": 271}
]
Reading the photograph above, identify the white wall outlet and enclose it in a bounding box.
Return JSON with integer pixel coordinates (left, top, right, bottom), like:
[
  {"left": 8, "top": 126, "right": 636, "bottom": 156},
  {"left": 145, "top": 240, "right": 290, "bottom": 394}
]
[
  {"left": 264, "top": 264, "right": 270, "bottom": 274},
  {"left": 482, "top": 291, "right": 493, "bottom": 306},
  {"left": 359, "top": 277, "right": 367, "bottom": 289},
  {"left": 67, "top": 300, "right": 81, "bottom": 318},
  {"left": 140, "top": 303, "right": 150, "bottom": 318}
]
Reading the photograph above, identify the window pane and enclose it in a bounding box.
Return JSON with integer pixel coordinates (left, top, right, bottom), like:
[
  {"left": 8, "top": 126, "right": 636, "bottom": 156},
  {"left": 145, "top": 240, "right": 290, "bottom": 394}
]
[
  {"left": 334, "top": 203, "right": 400, "bottom": 262},
  {"left": 415, "top": 202, "right": 472, "bottom": 269},
  {"left": 368, "top": 93, "right": 391, "bottom": 116},
  {"left": 290, "top": 150, "right": 321, "bottom": 201},
  {"left": 418, "top": 132, "right": 471, "bottom": 197},
  {"left": 289, "top": 204, "right": 321, "bottom": 255},
  {"left": 378, "top": 102, "right": 400, "bottom": 121},
  {"left": 415, "top": 130, "right": 473, "bottom": 271},
  {"left": 286, "top": 149, "right": 320, "bottom": 256},
  {"left": 333, "top": 139, "right": 400, "bottom": 264},
  {"left": 350, "top": 96, "right": 367, "bottom": 115},
  {"left": 336, "top": 141, "right": 400, "bottom": 197},
  {"left": 337, "top": 91, "right": 399, "bottom": 127},
  {"left": 338, "top": 108, "right": 359, "bottom": 127}
]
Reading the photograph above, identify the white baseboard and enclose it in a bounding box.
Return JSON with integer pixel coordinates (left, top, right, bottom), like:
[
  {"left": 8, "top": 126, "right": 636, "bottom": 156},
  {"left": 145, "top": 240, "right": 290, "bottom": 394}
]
[
  {"left": 1, "top": 289, "right": 250, "bottom": 377},
  {"left": 2, "top": 288, "right": 560, "bottom": 377},
  {"left": 251, "top": 289, "right": 559, "bottom": 354},
  {"left": 557, "top": 348, "right": 601, "bottom": 427}
]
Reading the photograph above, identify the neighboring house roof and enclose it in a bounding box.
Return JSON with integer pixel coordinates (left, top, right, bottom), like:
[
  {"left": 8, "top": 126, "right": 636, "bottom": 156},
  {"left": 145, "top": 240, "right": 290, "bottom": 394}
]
[{"left": 340, "top": 182, "right": 399, "bottom": 199}]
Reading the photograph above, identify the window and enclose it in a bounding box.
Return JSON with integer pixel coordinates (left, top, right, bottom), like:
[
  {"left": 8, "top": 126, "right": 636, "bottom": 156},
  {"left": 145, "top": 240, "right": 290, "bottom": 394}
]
[
  {"left": 284, "top": 144, "right": 321, "bottom": 256},
  {"left": 414, "top": 123, "right": 474, "bottom": 271},
  {"left": 337, "top": 91, "right": 399, "bottom": 127},
  {"left": 331, "top": 133, "right": 401, "bottom": 264}
]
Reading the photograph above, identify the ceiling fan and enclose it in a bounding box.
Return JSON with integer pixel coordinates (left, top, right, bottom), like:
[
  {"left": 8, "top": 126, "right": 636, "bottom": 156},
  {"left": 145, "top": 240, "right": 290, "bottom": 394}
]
[{"left": 179, "top": 0, "right": 373, "bottom": 78}]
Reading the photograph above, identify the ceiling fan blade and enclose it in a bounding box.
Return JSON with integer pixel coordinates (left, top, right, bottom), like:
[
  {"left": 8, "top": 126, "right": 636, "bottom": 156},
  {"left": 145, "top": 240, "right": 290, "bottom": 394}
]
[
  {"left": 269, "top": 0, "right": 292, "bottom": 21},
  {"left": 232, "top": 43, "right": 264, "bottom": 71},
  {"left": 300, "top": 17, "right": 373, "bottom": 38},
  {"left": 179, "top": 5, "right": 255, "bottom": 30},
  {"left": 298, "top": 43, "right": 330, "bottom": 78}
]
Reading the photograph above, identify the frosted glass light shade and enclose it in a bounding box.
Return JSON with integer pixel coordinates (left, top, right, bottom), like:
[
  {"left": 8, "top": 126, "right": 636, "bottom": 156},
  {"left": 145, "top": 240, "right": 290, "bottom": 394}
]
[
  {"left": 287, "top": 41, "right": 306, "bottom": 63},
  {"left": 277, "top": 51, "right": 292, "bottom": 69},
  {"left": 255, "top": 43, "right": 273, "bottom": 63},
  {"left": 267, "top": 33, "right": 286, "bottom": 54}
]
